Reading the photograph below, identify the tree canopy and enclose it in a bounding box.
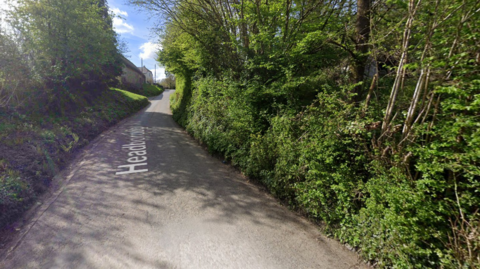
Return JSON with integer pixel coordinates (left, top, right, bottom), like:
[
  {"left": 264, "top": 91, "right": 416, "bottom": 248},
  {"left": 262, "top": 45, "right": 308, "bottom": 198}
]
[{"left": 1, "top": 0, "right": 122, "bottom": 109}]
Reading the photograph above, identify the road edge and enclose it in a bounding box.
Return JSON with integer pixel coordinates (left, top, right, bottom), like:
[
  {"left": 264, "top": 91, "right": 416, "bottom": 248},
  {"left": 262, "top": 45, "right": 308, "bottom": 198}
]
[{"left": 0, "top": 98, "right": 157, "bottom": 263}]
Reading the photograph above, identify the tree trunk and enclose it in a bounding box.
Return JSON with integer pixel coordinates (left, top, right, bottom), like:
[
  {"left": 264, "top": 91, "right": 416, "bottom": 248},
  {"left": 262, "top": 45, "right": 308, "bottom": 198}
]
[{"left": 353, "top": 0, "right": 371, "bottom": 102}]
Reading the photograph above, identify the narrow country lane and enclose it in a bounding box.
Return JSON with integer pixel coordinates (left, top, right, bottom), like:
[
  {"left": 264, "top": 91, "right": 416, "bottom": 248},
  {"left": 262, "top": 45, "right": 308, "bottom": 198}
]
[{"left": 1, "top": 90, "right": 366, "bottom": 269}]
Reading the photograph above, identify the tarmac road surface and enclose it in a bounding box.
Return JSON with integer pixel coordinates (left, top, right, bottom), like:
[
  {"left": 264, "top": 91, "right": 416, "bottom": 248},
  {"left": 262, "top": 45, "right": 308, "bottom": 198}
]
[{"left": 1, "top": 90, "right": 366, "bottom": 269}]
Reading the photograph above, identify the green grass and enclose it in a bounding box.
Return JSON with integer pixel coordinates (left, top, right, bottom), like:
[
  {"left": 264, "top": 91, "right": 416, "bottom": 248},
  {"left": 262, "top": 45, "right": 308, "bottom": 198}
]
[
  {"left": 141, "top": 84, "right": 165, "bottom": 97},
  {"left": 0, "top": 160, "right": 31, "bottom": 208},
  {"left": 112, "top": 87, "right": 149, "bottom": 101},
  {"left": 110, "top": 87, "right": 149, "bottom": 111},
  {"left": 0, "top": 87, "right": 150, "bottom": 228}
]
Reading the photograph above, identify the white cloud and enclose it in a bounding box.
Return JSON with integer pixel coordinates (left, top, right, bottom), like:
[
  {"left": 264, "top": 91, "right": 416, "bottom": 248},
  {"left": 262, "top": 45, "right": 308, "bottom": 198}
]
[
  {"left": 110, "top": 6, "right": 133, "bottom": 34},
  {"left": 139, "top": 42, "right": 161, "bottom": 60},
  {"left": 112, "top": 17, "right": 134, "bottom": 34},
  {"left": 111, "top": 7, "right": 128, "bottom": 17},
  {"left": 152, "top": 67, "right": 166, "bottom": 81}
]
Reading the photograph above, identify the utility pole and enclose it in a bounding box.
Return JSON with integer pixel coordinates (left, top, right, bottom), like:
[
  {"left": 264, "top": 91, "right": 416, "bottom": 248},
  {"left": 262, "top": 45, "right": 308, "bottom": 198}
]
[
  {"left": 140, "top": 58, "right": 145, "bottom": 83},
  {"left": 155, "top": 64, "right": 156, "bottom": 83}
]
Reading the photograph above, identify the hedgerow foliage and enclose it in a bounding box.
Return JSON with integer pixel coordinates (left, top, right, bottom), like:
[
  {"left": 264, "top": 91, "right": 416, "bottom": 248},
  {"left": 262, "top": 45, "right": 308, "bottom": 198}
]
[
  {"left": 1, "top": 0, "right": 122, "bottom": 110},
  {"left": 135, "top": 0, "right": 480, "bottom": 266}
]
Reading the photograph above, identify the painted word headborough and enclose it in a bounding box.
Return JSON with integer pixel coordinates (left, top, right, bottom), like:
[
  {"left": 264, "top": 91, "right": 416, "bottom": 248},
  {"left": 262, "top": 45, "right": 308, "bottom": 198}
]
[{"left": 116, "top": 126, "right": 148, "bottom": 175}]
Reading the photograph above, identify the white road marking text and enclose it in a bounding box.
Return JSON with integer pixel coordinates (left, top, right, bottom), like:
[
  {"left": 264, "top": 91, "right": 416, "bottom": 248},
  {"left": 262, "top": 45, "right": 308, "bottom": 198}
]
[{"left": 116, "top": 126, "right": 148, "bottom": 175}]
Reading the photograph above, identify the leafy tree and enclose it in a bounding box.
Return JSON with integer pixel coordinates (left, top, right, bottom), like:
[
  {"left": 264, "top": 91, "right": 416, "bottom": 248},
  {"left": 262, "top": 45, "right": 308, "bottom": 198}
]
[
  {"left": 0, "top": 30, "right": 33, "bottom": 108},
  {"left": 9, "top": 0, "right": 122, "bottom": 97}
]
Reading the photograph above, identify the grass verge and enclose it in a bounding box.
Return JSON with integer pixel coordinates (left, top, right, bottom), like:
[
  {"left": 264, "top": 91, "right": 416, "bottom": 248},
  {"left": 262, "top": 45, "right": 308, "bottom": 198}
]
[
  {"left": 141, "top": 84, "right": 165, "bottom": 97},
  {"left": 0, "top": 88, "right": 148, "bottom": 229}
]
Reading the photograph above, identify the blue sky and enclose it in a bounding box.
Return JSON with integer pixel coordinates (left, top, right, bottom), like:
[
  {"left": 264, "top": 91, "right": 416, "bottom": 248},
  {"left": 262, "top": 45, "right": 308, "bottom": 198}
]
[{"left": 108, "top": 0, "right": 166, "bottom": 81}]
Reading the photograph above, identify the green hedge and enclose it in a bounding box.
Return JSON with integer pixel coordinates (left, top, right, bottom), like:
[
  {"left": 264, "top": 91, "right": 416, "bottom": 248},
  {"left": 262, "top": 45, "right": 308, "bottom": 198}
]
[
  {"left": 170, "top": 75, "right": 480, "bottom": 268},
  {"left": 170, "top": 72, "right": 193, "bottom": 127}
]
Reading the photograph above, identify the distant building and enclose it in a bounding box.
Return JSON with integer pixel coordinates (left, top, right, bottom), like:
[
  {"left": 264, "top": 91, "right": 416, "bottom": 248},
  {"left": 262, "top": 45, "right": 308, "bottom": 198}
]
[
  {"left": 119, "top": 55, "right": 145, "bottom": 90},
  {"left": 139, "top": 66, "right": 154, "bottom": 84}
]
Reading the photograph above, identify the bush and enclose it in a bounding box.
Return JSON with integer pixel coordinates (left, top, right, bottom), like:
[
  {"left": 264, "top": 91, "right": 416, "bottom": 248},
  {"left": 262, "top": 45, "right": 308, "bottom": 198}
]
[
  {"left": 170, "top": 72, "right": 193, "bottom": 127},
  {"left": 159, "top": 76, "right": 176, "bottom": 89},
  {"left": 346, "top": 162, "right": 442, "bottom": 267},
  {"left": 0, "top": 33, "right": 35, "bottom": 108},
  {"left": 169, "top": 72, "right": 480, "bottom": 268},
  {"left": 250, "top": 91, "right": 369, "bottom": 226}
]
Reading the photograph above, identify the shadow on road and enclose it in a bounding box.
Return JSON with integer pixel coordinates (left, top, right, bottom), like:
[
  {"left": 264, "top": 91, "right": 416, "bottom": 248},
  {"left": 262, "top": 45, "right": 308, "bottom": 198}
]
[{"left": 2, "top": 91, "right": 358, "bottom": 268}]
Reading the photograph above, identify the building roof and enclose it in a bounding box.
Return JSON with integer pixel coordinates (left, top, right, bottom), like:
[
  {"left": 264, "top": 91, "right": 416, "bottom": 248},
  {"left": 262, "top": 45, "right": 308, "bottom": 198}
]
[
  {"left": 139, "top": 66, "right": 153, "bottom": 76},
  {"left": 120, "top": 55, "right": 145, "bottom": 77}
]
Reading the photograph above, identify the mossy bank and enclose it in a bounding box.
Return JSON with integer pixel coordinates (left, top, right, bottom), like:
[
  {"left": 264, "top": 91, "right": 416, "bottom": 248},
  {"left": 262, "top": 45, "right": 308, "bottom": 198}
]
[{"left": 0, "top": 88, "right": 150, "bottom": 229}]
